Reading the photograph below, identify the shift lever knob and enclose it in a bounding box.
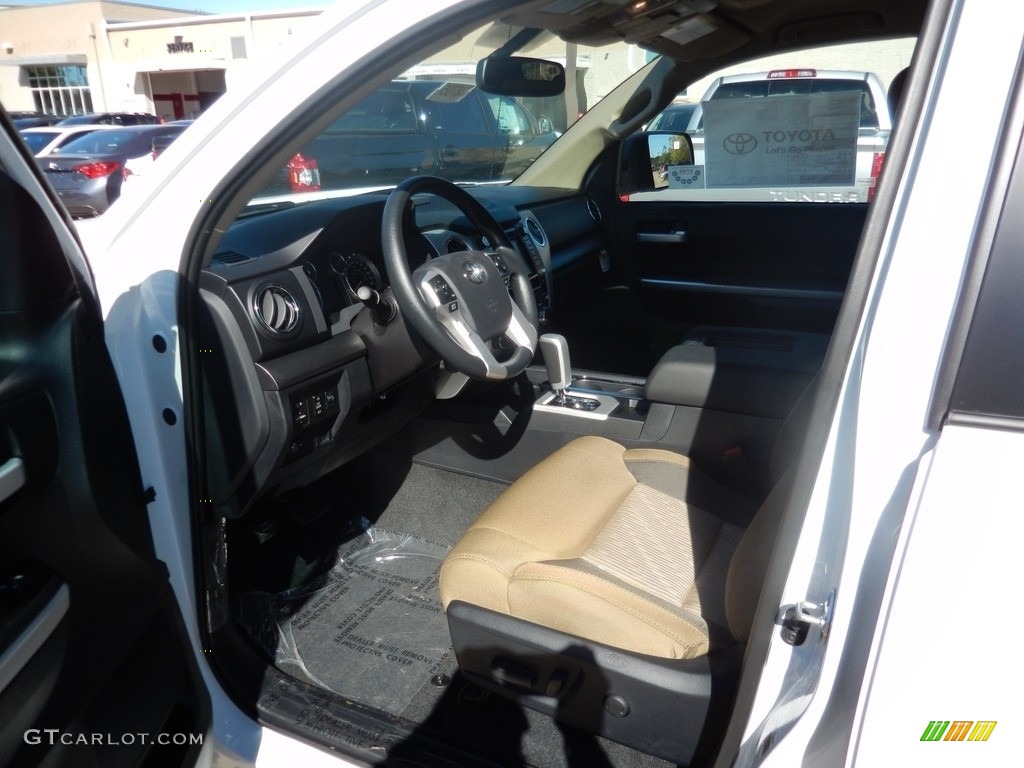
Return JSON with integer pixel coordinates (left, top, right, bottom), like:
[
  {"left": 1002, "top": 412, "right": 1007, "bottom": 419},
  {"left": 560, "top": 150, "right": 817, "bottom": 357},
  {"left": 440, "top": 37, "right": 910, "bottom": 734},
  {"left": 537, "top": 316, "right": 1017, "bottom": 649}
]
[{"left": 539, "top": 334, "right": 571, "bottom": 393}]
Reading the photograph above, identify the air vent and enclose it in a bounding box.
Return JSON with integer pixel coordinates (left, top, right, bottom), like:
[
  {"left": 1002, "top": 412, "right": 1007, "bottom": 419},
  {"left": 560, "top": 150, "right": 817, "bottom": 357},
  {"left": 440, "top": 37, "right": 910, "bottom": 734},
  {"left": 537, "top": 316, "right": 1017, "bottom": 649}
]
[
  {"left": 524, "top": 216, "right": 547, "bottom": 246},
  {"left": 214, "top": 251, "right": 253, "bottom": 265},
  {"left": 587, "top": 198, "right": 602, "bottom": 223},
  {"left": 253, "top": 283, "right": 301, "bottom": 336}
]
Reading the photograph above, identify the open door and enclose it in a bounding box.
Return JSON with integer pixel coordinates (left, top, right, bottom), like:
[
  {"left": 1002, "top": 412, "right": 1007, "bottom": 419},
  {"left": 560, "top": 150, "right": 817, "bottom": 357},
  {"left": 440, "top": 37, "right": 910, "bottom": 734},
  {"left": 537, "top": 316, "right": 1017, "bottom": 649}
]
[{"left": 0, "top": 112, "right": 209, "bottom": 767}]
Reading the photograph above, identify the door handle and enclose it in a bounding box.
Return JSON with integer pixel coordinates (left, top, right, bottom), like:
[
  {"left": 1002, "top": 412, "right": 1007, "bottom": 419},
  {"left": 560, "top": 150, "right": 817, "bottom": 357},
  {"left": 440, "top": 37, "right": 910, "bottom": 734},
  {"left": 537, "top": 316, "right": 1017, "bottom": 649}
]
[
  {"left": 0, "top": 458, "right": 25, "bottom": 505},
  {"left": 637, "top": 230, "right": 688, "bottom": 244}
]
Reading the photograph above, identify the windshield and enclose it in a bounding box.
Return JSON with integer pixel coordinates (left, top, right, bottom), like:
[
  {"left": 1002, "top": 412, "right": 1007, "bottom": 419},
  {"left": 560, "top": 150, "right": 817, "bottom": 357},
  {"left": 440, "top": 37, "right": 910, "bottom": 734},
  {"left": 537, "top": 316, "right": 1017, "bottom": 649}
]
[{"left": 251, "top": 23, "right": 639, "bottom": 203}]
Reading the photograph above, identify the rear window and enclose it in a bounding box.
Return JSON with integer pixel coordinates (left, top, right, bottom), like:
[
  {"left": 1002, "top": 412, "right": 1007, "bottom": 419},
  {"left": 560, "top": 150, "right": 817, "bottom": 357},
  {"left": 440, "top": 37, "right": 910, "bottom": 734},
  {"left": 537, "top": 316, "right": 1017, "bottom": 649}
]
[
  {"left": 706, "top": 79, "right": 879, "bottom": 128},
  {"left": 53, "top": 128, "right": 180, "bottom": 155},
  {"left": 20, "top": 131, "right": 58, "bottom": 153},
  {"left": 648, "top": 104, "right": 698, "bottom": 132},
  {"left": 54, "top": 129, "right": 140, "bottom": 154}
]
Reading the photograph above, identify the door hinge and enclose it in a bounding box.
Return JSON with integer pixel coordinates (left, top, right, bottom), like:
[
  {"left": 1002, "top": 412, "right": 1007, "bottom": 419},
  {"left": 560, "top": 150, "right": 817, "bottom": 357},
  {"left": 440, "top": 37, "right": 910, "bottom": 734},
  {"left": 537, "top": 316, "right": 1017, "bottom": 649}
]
[{"left": 777, "top": 589, "right": 835, "bottom": 646}]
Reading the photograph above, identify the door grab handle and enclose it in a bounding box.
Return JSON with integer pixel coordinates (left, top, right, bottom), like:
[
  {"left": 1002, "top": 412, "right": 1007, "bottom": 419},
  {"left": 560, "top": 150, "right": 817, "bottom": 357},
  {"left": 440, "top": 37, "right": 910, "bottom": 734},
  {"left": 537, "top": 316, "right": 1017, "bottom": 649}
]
[
  {"left": 637, "top": 230, "right": 688, "bottom": 244},
  {"left": 0, "top": 458, "right": 25, "bottom": 504}
]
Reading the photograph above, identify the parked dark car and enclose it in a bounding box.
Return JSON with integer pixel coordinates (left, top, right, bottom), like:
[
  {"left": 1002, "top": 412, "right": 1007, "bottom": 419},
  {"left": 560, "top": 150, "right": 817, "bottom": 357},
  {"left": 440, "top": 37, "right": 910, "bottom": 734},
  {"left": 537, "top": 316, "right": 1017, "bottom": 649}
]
[
  {"left": 56, "top": 112, "right": 163, "bottom": 126},
  {"left": 11, "top": 112, "right": 64, "bottom": 129},
  {"left": 37, "top": 123, "right": 188, "bottom": 216},
  {"left": 273, "top": 79, "right": 558, "bottom": 194}
]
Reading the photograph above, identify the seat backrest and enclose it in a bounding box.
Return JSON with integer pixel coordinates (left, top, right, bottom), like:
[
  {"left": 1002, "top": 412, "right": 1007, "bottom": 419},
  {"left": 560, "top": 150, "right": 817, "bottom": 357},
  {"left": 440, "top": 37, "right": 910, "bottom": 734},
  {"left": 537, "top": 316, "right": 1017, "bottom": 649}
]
[
  {"left": 768, "top": 372, "right": 819, "bottom": 488},
  {"left": 727, "top": 371, "right": 819, "bottom": 642},
  {"left": 725, "top": 468, "right": 794, "bottom": 642},
  {"left": 888, "top": 67, "right": 910, "bottom": 122}
]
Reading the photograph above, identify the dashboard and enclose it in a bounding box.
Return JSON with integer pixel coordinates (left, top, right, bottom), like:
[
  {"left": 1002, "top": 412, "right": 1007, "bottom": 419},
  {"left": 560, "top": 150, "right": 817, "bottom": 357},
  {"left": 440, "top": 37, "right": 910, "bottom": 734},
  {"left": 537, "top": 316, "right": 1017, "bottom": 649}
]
[{"left": 198, "top": 185, "right": 606, "bottom": 518}]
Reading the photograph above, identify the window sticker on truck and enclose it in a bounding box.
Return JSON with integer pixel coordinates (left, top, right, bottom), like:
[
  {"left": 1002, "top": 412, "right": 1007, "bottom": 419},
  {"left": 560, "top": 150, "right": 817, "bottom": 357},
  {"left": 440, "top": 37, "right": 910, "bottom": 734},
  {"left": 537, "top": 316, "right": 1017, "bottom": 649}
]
[{"left": 703, "top": 91, "right": 860, "bottom": 187}]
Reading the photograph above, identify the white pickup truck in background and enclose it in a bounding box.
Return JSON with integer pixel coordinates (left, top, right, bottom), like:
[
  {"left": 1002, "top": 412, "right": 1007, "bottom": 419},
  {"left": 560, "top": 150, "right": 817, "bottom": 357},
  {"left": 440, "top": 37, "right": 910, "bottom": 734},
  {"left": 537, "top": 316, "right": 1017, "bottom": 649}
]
[{"left": 668, "top": 69, "right": 893, "bottom": 203}]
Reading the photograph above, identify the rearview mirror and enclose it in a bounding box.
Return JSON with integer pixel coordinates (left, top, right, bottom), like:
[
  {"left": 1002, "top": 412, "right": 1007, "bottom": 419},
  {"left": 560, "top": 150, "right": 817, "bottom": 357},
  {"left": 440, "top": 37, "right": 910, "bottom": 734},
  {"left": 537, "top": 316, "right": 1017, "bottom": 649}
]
[{"left": 476, "top": 56, "right": 565, "bottom": 97}]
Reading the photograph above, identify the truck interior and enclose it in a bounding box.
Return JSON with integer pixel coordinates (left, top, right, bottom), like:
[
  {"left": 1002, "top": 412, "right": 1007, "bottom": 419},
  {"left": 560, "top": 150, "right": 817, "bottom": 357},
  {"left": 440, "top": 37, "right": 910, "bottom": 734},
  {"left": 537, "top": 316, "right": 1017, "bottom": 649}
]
[{"left": 186, "top": 0, "right": 931, "bottom": 765}]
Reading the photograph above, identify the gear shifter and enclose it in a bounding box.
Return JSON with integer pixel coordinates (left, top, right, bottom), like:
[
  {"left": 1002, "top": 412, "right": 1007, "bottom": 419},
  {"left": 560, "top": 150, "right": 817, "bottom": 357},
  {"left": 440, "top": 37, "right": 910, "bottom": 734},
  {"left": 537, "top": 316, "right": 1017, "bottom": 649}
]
[
  {"left": 533, "top": 333, "right": 612, "bottom": 417},
  {"left": 539, "top": 333, "right": 572, "bottom": 403}
]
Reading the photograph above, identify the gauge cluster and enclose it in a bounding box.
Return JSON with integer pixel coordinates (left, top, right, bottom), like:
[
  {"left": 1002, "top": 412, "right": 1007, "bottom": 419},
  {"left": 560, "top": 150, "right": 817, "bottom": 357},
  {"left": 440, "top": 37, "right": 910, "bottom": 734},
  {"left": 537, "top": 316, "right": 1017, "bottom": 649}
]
[
  {"left": 331, "top": 251, "right": 383, "bottom": 298},
  {"left": 299, "top": 233, "right": 437, "bottom": 320}
]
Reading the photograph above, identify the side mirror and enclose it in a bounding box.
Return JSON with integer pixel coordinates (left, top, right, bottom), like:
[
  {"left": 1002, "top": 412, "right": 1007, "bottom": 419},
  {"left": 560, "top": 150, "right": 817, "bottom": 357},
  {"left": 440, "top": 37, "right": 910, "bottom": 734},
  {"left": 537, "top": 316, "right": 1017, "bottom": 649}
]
[
  {"left": 619, "top": 131, "right": 694, "bottom": 196},
  {"left": 537, "top": 115, "right": 554, "bottom": 134},
  {"left": 476, "top": 56, "right": 565, "bottom": 97}
]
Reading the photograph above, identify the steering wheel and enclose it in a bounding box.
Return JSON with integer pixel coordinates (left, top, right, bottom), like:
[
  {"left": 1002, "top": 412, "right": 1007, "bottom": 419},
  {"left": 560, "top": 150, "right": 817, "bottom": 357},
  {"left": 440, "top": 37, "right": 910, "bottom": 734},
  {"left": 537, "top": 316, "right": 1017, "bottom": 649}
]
[{"left": 381, "top": 176, "right": 539, "bottom": 381}]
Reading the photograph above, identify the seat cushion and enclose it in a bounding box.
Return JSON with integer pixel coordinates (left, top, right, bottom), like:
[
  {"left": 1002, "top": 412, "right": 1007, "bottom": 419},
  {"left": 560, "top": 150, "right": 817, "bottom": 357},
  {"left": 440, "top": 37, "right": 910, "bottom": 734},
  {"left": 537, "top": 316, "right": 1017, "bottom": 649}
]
[{"left": 439, "top": 436, "right": 758, "bottom": 659}]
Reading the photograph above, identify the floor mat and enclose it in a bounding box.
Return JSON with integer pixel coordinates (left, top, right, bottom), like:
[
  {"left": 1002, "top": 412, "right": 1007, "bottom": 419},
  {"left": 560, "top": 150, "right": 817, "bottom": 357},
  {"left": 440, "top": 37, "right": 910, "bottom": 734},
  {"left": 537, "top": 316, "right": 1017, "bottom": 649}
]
[{"left": 237, "top": 527, "right": 454, "bottom": 717}]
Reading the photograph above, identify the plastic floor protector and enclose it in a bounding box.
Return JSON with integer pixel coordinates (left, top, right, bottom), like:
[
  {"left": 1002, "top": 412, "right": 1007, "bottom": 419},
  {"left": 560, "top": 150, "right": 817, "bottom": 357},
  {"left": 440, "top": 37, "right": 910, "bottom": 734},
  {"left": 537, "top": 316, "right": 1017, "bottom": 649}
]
[{"left": 238, "top": 527, "right": 454, "bottom": 716}]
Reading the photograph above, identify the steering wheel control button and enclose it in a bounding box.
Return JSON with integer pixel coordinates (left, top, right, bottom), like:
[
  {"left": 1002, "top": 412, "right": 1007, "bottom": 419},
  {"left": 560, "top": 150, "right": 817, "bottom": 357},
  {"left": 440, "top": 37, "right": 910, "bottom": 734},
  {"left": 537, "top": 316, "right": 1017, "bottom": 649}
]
[
  {"left": 430, "top": 276, "right": 457, "bottom": 301},
  {"left": 488, "top": 253, "right": 510, "bottom": 276},
  {"left": 487, "top": 254, "right": 512, "bottom": 287}
]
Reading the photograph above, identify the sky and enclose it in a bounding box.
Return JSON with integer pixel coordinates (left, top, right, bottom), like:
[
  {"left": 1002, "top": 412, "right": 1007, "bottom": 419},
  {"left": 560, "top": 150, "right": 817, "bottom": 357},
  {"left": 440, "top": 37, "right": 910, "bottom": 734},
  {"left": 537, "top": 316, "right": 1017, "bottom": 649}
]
[{"left": 3, "top": 0, "right": 329, "bottom": 14}]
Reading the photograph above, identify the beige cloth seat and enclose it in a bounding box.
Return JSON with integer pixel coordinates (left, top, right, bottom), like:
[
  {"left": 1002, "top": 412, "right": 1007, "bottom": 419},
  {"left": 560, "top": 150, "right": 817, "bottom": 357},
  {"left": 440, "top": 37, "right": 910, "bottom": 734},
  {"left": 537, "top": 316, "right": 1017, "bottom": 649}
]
[{"left": 439, "top": 434, "right": 783, "bottom": 660}]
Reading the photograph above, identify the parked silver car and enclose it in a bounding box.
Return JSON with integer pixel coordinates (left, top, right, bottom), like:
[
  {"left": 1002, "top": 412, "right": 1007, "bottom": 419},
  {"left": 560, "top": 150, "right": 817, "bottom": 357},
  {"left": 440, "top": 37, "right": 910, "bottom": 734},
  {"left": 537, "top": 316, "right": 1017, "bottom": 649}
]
[
  {"left": 18, "top": 124, "right": 112, "bottom": 157},
  {"left": 37, "top": 123, "right": 187, "bottom": 216}
]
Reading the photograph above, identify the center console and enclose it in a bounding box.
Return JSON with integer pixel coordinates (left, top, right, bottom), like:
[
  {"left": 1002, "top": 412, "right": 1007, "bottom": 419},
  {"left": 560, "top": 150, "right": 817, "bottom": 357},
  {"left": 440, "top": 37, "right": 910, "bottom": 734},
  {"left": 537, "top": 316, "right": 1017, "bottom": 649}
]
[{"left": 529, "top": 333, "right": 668, "bottom": 442}]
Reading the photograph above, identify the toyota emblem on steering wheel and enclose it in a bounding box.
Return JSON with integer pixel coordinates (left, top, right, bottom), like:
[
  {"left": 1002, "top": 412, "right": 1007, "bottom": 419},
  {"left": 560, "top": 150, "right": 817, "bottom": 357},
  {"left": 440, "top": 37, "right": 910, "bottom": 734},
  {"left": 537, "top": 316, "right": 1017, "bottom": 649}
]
[{"left": 463, "top": 262, "right": 488, "bottom": 284}]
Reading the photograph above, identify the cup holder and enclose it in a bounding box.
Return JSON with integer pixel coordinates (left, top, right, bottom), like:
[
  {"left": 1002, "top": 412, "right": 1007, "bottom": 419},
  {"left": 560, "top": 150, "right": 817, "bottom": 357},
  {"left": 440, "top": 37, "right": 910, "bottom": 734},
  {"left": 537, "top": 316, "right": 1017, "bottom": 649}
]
[{"left": 572, "top": 379, "right": 645, "bottom": 400}]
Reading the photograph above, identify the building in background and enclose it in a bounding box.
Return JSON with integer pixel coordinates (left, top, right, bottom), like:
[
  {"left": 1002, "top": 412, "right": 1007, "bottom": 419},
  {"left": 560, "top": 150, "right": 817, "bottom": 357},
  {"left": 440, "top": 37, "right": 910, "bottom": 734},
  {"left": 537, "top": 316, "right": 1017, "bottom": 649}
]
[{"left": 0, "top": 1, "right": 323, "bottom": 121}]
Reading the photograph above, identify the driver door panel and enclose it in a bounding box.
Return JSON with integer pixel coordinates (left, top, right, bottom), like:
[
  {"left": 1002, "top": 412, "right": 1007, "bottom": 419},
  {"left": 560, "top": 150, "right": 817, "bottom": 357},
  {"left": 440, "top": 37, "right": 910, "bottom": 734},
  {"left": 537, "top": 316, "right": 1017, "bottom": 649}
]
[{"left": 0, "top": 122, "right": 208, "bottom": 767}]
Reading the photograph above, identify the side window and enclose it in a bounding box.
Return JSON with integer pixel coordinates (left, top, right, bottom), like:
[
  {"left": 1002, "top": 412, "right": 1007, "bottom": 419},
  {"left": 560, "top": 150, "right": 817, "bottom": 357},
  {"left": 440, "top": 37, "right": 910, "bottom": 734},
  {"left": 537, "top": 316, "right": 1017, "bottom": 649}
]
[
  {"left": 630, "top": 39, "right": 915, "bottom": 204},
  {"left": 944, "top": 134, "right": 1024, "bottom": 424},
  {"left": 485, "top": 95, "right": 533, "bottom": 135}
]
